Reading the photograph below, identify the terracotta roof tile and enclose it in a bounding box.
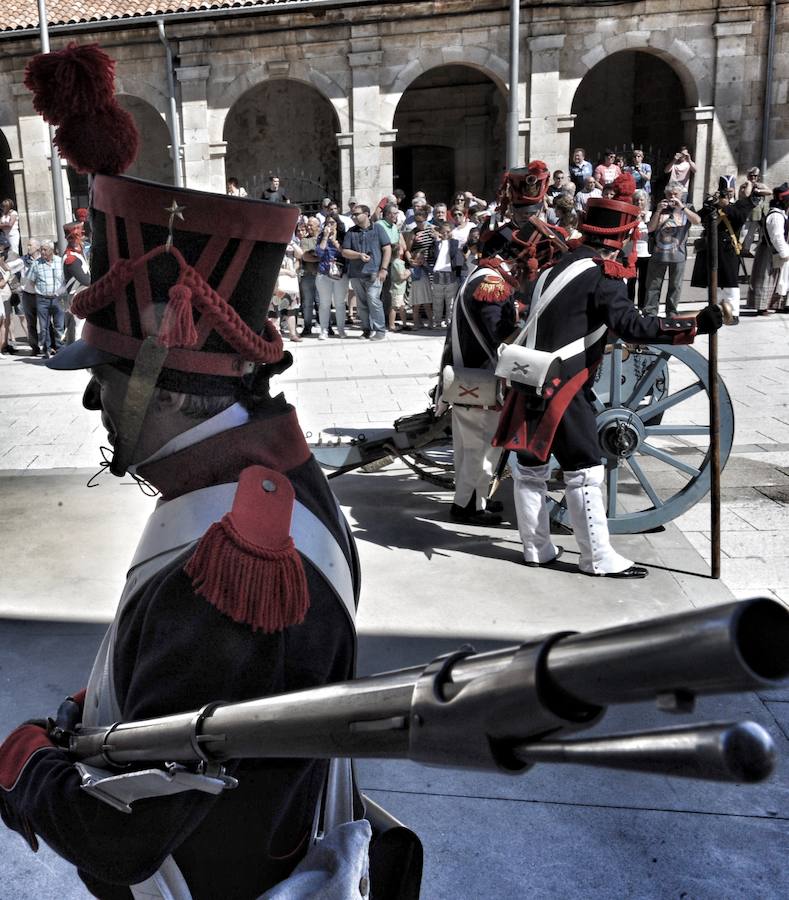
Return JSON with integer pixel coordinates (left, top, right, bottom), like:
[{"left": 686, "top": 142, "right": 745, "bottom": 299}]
[{"left": 1, "top": 2, "right": 299, "bottom": 34}]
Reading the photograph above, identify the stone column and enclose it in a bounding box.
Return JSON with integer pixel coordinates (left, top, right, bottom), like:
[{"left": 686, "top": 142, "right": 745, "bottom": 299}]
[
  {"left": 681, "top": 106, "right": 715, "bottom": 209},
  {"left": 379, "top": 128, "right": 397, "bottom": 198},
  {"left": 209, "top": 141, "right": 227, "bottom": 195},
  {"left": 12, "top": 82, "right": 54, "bottom": 240},
  {"left": 347, "top": 44, "right": 385, "bottom": 204},
  {"left": 709, "top": 20, "right": 753, "bottom": 182},
  {"left": 336, "top": 133, "right": 354, "bottom": 209},
  {"left": 176, "top": 65, "right": 211, "bottom": 191},
  {"left": 527, "top": 34, "right": 567, "bottom": 166}
]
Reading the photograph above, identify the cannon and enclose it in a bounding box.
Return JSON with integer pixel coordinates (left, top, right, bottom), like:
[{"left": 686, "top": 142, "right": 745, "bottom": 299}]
[{"left": 311, "top": 340, "right": 734, "bottom": 535}]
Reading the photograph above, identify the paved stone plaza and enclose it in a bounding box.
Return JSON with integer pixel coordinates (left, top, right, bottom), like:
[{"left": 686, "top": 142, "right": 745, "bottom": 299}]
[{"left": 0, "top": 275, "right": 787, "bottom": 897}]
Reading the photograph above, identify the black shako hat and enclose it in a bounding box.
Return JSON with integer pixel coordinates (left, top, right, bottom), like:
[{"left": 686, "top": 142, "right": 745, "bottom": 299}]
[
  {"left": 581, "top": 173, "right": 640, "bottom": 250},
  {"left": 49, "top": 174, "right": 298, "bottom": 395}
]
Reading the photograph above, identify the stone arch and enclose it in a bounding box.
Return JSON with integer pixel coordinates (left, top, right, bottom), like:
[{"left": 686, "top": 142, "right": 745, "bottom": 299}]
[
  {"left": 569, "top": 48, "right": 696, "bottom": 196},
  {"left": 113, "top": 78, "right": 170, "bottom": 116},
  {"left": 117, "top": 94, "right": 174, "bottom": 185},
  {"left": 223, "top": 78, "right": 342, "bottom": 209},
  {"left": 568, "top": 31, "right": 706, "bottom": 109},
  {"left": 388, "top": 46, "right": 509, "bottom": 102},
  {"left": 391, "top": 63, "right": 507, "bottom": 203},
  {"left": 212, "top": 62, "right": 350, "bottom": 138}
]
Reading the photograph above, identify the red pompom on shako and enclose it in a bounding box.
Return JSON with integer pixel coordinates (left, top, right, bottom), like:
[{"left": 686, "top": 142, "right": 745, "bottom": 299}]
[
  {"left": 54, "top": 105, "right": 139, "bottom": 176},
  {"left": 24, "top": 42, "right": 137, "bottom": 176},
  {"left": 24, "top": 43, "right": 116, "bottom": 125}
]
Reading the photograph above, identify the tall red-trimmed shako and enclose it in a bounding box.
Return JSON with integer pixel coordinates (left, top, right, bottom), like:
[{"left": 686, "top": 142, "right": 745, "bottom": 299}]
[
  {"left": 496, "top": 160, "right": 551, "bottom": 210},
  {"left": 25, "top": 43, "right": 298, "bottom": 478},
  {"left": 580, "top": 172, "right": 640, "bottom": 277},
  {"left": 773, "top": 182, "right": 789, "bottom": 202},
  {"left": 479, "top": 160, "right": 567, "bottom": 285}
]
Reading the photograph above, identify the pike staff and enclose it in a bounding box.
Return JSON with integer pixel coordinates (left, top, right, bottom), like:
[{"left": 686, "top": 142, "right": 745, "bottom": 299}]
[{"left": 706, "top": 198, "right": 722, "bottom": 579}]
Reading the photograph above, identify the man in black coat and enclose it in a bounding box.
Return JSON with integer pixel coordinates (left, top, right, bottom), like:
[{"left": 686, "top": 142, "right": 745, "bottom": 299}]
[
  {"left": 0, "top": 172, "right": 358, "bottom": 899},
  {"left": 495, "top": 174, "right": 723, "bottom": 577},
  {"left": 691, "top": 174, "right": 751, "bottom": 325}
]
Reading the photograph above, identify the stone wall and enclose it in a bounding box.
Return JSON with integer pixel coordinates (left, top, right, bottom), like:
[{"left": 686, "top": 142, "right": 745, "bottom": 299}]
[{"left": 0, "top": 0, "right": 786, "bottom": 238}]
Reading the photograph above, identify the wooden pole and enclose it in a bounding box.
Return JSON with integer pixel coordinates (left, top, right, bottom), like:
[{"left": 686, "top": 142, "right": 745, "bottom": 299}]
[{"left": 707, "top": 203, "right": 721, "bottom": 579}]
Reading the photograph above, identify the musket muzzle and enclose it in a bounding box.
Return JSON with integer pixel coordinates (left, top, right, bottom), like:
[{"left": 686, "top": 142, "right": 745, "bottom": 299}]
[{"left": 544, "top": 598, "right": 789, "bottom": 707}]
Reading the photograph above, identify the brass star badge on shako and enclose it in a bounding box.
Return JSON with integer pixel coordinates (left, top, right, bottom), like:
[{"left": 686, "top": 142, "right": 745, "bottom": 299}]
[{"left": 164, "top": 200, "right": 186, "bottom": 250}]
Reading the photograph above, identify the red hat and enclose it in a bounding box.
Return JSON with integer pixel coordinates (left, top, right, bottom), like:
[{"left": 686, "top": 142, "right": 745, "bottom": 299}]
[
  {"left": 498, "top": 161, "right": 551, "bottom": 208},
  {"left": 581, "top": 173, "right": 640, "bottom": 250},
  {"left": 53, "top": 176, "right": 297, "bottom": 391},
  {"left": 63, "top": 221, "right": 84, "bottom": 238}
]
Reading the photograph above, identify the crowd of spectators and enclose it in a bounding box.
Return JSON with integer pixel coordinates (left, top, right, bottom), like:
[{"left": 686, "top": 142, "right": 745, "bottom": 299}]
[
  {"left": 226, "top": 175, "right": 498, "bottom": 342},
  {"left": 224, "top": 149, "right": 714, "bottom": 341},
  {"left": 0, "top": 147, "right": 783, "bottom": 358},
  {"left": 0, "top": 199, "right": 91, "bottom": 357}
]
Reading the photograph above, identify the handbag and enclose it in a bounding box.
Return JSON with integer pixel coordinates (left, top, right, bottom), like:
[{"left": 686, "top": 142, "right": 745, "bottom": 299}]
[
  {"left": 439, "top": 269, "right": 504, "bottom": 409},
  {"left": 327, "top": 257, "right": 344, "bottom": 281}
]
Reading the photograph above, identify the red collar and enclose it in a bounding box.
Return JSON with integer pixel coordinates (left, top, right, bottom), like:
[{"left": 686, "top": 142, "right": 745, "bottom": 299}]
[{"left": 136, "top": 406, "right": 311, "bottom": 500}]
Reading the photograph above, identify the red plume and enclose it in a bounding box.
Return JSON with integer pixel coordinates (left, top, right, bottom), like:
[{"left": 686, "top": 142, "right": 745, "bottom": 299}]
[
  {"left": 611, "top": 173, "right": 637, "bottom": 203},
  {"left": 24, "top": 43, "right": 116, "bottom": 126},
  {"left": 24, "top": 43, "right": 138, "bottom": 176},
  {"left": 54, "top": 106, "right": 139, "bottom": 176}
]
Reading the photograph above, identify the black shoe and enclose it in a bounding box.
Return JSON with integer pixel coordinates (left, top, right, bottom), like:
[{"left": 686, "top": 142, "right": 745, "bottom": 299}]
[
  {"left": 486, "top": 500, "right": 504, "bottom": 514},
  {"left": 523, "top": 546, "right": 564, "bottom": 568},
  {"left": 362, "top": 329, "right": 371, "bottom": 339},
  {"left": 449, "top": 504, "right": 502, "bottom": 526},
  {"left": 30, "top": 346, "right": 40, "bottom": 356},
  {"left": 299, "top": 328, "right": 313, "bottom": 337},
  {"left": 586, "top": 565, "right": 648, "bottom": 579}
]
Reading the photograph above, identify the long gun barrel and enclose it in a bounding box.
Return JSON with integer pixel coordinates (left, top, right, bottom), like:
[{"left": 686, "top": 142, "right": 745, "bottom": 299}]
[{"left": 70, "top": 599, "right": 789, "bottom": 783}]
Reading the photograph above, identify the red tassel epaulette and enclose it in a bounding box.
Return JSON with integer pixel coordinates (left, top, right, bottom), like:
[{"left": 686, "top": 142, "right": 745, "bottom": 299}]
[
  {"left": 184, "top": 466, "right": 309, "bottom": 633},
  {"left": 473, "top": 273, "right": 514, "bottom": 303},
  {"left": 596, "top": 257, "right": 637, "bottom": 280}
]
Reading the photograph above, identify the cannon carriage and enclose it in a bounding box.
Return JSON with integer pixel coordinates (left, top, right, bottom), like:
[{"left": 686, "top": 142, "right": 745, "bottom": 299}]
[{"left": 311, "top": 340, "right": 734, "bottom": 535}]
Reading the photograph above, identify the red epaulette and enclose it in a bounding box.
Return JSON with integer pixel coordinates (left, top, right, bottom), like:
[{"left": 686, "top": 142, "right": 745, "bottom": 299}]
[
  {"left": 64, "top": 251, "right": 77, "bottom": 265},
  {"left": 473, "top": 257, "right": 517, "bottom": 303},
  {"left": 184, "top": 466, "right": 308, "bottom": 633}
]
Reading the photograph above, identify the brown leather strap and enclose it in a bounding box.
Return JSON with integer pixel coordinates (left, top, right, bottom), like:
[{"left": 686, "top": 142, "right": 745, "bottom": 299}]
[{"left": 110, "top": 337, "right": 170, "bottom": 476}]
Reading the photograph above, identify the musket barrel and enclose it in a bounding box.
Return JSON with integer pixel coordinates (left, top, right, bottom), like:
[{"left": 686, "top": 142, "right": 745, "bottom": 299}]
[
  {"left": 70, "top": 599, "right": 789, "bottom": 774},
  {"left": 544, "top": 598, "right": 789, "bottom": 707},
  {"left": 515, "top": 721, "right": 776, "bottom": 783}
]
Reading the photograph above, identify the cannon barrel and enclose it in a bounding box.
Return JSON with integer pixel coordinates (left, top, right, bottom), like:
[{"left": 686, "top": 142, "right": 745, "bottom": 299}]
[{"left": 70, "top": 599, "right": 789, "bottom": 778}]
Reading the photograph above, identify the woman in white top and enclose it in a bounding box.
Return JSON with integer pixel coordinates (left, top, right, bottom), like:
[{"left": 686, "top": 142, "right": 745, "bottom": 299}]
[
  {"left": 0, "top": 198, "right": 20, "bottom": 256},
  {"left": 626, "top": 189, "right": 652, "bottom": 310}
]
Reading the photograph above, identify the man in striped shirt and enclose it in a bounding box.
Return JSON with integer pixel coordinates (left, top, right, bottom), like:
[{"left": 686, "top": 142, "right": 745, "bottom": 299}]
[{"left": 28, "top": 240, "right": 65, "bottom": 358}]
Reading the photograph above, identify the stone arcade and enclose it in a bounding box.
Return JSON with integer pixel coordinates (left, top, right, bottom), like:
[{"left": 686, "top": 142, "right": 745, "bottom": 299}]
[{"left": 0, "top": 0, "right": 786, "bottom": 239}]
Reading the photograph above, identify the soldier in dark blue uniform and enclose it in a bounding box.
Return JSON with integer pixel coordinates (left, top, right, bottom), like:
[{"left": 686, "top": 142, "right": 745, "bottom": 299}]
[{"left": 494, "top": 174, "right": 723, "bottom": 576}]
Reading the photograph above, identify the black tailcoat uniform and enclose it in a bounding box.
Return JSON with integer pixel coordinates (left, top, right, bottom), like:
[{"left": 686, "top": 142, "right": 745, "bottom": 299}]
[
  {"left": 0, "top": 404, "right": 356, "bottom": 900},
  {"left": 495, "top": 244, "right": 698, "bottom": 469}
]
